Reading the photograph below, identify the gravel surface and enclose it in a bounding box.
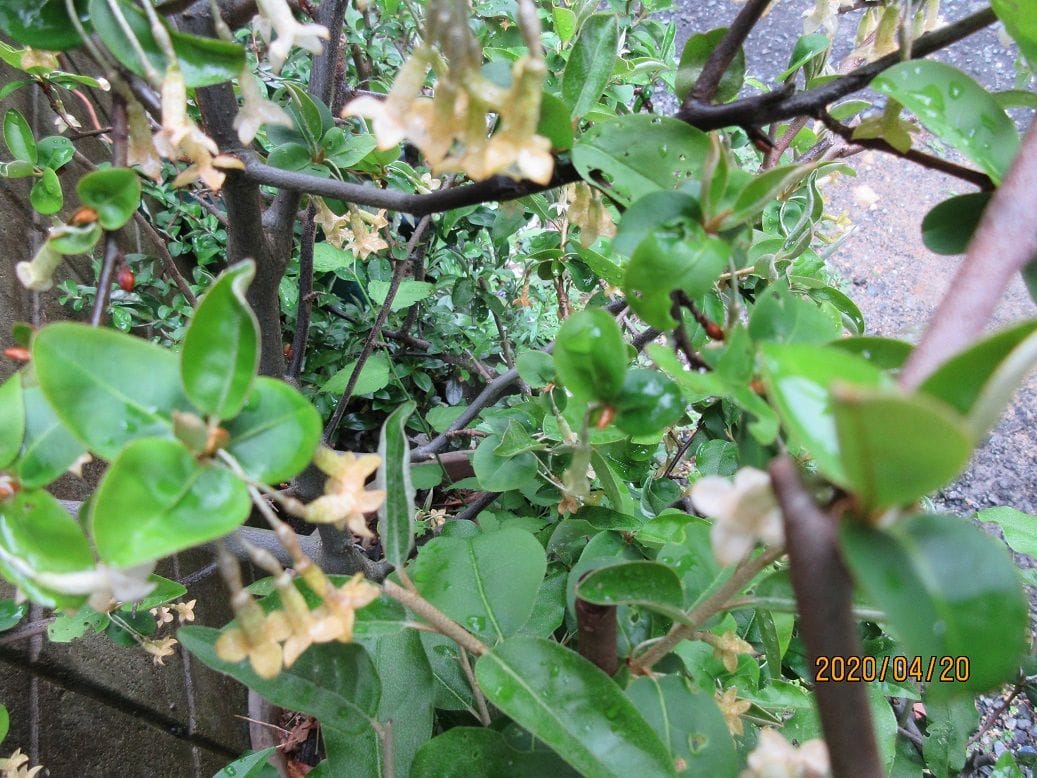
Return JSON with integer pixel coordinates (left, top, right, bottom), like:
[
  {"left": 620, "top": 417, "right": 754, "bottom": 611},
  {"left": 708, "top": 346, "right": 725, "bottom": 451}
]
[{"left": 659, "top": 1, "right": 1037, "bottom": 772}]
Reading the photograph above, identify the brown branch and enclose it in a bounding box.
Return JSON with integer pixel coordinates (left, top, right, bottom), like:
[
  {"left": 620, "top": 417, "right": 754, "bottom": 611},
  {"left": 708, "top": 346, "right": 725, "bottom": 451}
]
[
  {"left": 382, "top": 580, "right": 487, "bottom": 656},
  {"left": 453, "top": 491, "right": 500, "bottom": 523},
  {"left": 323, "top": 216, "right": 432, "bottom": 442},
  {"left": 286, "top": 203, "right": 317, "bottom": 381},
  {"left": 818, "top": 111, "right": 995, "bottom": 190},
  {"left": 768, "top": 456, "right": 882, "bottom": 778},
  {"left": 0, "top": 619, "right": 54, "bottom": 646},
  {"left": 688, "top": 0, "right": 772, "bottom": 105},
  {"left": 576, "top": 596, "right": 618, "bottom": 675},
  {"left": 901, "top": 116, "right": 1037, "bottom": 388}
]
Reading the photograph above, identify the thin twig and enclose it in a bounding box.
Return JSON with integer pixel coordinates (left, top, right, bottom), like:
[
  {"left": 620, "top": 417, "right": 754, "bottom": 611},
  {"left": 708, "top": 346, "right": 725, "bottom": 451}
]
[
  {"left": 382, "top": 580, "right": 487, "bottom": 656},
  {"left": 453, "top": 491, "right": 500, "bottom": 522},
  {"left": 0, "top": 618, "right": 54, "bottom": 646},
  {"left": 287, "top": 203, "right": 317, "bottom": 381},
  {"left": 90, "top": 94, "right": 128, "bottom": 327},
  {"left": 458, "top": 647, "right": 492, "bottom": 725},
  {"left": 688, "top": 0, "right": 772, "bottom": 105},
  {"left": 969, "top": 684, "right": 1023, "bottom": 745}
]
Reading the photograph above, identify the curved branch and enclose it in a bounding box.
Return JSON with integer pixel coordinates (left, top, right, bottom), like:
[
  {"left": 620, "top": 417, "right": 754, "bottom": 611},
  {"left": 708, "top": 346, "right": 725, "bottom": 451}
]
[{"left": 688, "top": 0, "right": 772, "bottom": 105}]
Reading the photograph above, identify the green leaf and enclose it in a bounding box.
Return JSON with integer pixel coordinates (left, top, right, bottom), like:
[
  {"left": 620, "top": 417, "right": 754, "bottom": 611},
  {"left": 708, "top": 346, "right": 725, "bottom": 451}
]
[
  {"left": 922, "top": 692, "right": 978, "bottom": 776},
  {"left": 368, "top": 279, "right": 434, "bottom": 311},
  {"left": 572, "top": 115, "right": 710, "bottom": 206},
  {"left": 517, "top": 351, "right": 555, "bottom": 388},
  {"left": 830, "top": 336, "right": 912, "bottom": 370},
  {"left": 779, "top": 33, "right": 830, "bottom": 80},
  {"left": 76, "top": 167, "right": 141, "bottom": 230},
  {"left": 921, "top": 192, "right": 991, "bottom": 255},
  {"left": 612, "top": 369, "right": 684, "bottom": 436},
  {"left": 0, "top": 374, "right": 24, "bottom": 469},
  {"left": 0, "top": 489, "right": 94, "bottom": 609},
  {"left": 33, "top": 322, "right": 190, "bottom": 459},
  {"left": 842, "top": 514, "right": 1028, "bottom": 692},
  {"left": 748, "top": 282, "right": 842, "bottom": 345},
  {"left": 214, "top": 748, "right": 277, "bottom": 778},
  {"left": 0, "top": 599, "right": 26, "bottom": 631},
  {"left": 537, "top": 92, "right": 574, "bottom": 151},
  {"left": 871, "top": 61, "right": 1019, "bottom": 183},
  {"left": 0, "top": 0, "right": 85, "bottom": 50},
  {"left": 413, "top": 728, "right": 578, "bottom": 777},
  {"left": 89, "top": 0, "right": 245, "bottom": 87},
  {"left": 180, "top": 627, "right": 380, "bottom": 733},
  {"left": 562, "top": 14, "right": 619, "bottom": 118},
  {"left": 726, "top": 164, "right": 814, "bottom": 226},
  {"left": 49, "top": 222, "right": 102, "bottom": 255},
  {"left": 0, "top": 159, "right": 34, "bottom": 177},
  {"left": 15, "top": 383, "right": 87, "bottom": 489},
  {"left": 614, "top": 191, "right": 701, "bottom": 256},
  {"left": 320, "top": 351, "right": 391, "bottom": 396},
  {"left": 992, "top": 0, "right": 1037, "bottom": 69},
  {"left": 978, "top": 506, "right": 1037, "bottom": 559},
  {"left": 91, "top": 438, "right": 250, "bottom": 566},
  {"left": 832, "top": 388, "right": 973, "bottom": 509},
  {"left": 181, "top": 260, "right": 260, "bottom": 420},
  {"left": 675, "top": 28, "right": 745, "bottom": 103},
  {"left": 553, "top": 308, "right": 627, "bottom": 402},
  {"left": 37, "top": 135, "right": 74, "bottom": 170},
  {"left": 918, "top": 321, "right": 1037, "bottom": 437},
  {"left": 760, "top": 343, "right": 887, "bottom": 486},
  {"left": 3, "top": 109, "right": 35, "bottom": 163},
  {"left": 224, "top": 377, "right": 322, "bottom": 484},
  {"left": 626, "top": 676, "right": 737, "bottom": 777},
  {"left": 267, "top": 142, "right": 313, "bottom": 171},
  {"left": 410, "top": 527, "right": 547, "bottom": 644},
  {"left": 323, "top": 130, "right": 377, "bottom": 168},
  {"left": 377, "top": 401, "right": 416, "bottom": 570},
  {"left": 312, "top": 242, "right": 352, "bottom": 272},
  {"left": 625, "top": 228, "right": 729, "bottom": 330},
  {"left": 576, "top": 561, "right": 687, "bottom": 623},
  {"left": 0, "top": 705, "right": 7, "bottom": 744},
  {"left": 29, "top": 167, "right": 62, "bottom": 215},
  {"left": 47, "top": 604, "right": 109, "bottom": 642},
  {"left": 475, "top": 637, "right": 676, "bottom": 777},
  {"left": 553, "top": 6, "right": 576, "bottom": 44}
]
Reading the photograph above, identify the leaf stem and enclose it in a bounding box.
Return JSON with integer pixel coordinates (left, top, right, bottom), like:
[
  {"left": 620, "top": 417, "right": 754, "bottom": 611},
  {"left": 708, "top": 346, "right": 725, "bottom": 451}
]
[{"left": 381, "top": 579, "right": 488, "bottom": 657}]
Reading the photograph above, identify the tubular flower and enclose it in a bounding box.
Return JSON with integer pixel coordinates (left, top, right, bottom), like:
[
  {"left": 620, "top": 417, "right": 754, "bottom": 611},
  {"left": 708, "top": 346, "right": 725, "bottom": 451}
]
[
  {"left": 127, "top": 96, "right": 163, "bottom": 181},
  {"left": 234, "top": 68, "right": 293, "bottom": 145},
  {"left": 742, "top": 728, "right": 830, "bottom": 778},
  {"left": 254, "top": 0, "right": 329, "bottom": 73},
  {"left": 153, "top": 65, "right": 227, "bottom": 190},
  {"left": 691, "top": 467, "right": 784, "bottom": 566},
  {"left": 346, "top": 46, "right": 436, "bottom": 150},
  {"left": 215, "top": 589, "right": 292, "bottom": 679},
  {"left": 270, "top": 570, "right": 324, "bottom": 667},
  {"left": 304, "top": 448, "right": 385, "bottom": 537},
  {"left": 297, "top": 566, "right": 380, "bottom": 645},
  {"left": 314, "top": 200, "right": 388, "bottom": 258},
  {"left": 567, "top": 182, "right": 616, "bottom": 247},
  {"left": 715, "top": 687, "right": 752, "bottom": 737},
  {"left": 15, "top": 242, "right": 64, "bottom": 291},
  {"left": 143, "top": 636, "right": 178, "bottom": 666}
]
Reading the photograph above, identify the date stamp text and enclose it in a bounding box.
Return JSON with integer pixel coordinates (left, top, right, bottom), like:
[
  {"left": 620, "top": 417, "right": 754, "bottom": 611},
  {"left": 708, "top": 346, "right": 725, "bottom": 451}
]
[{"left": 814, "top": 655, "right": 970, "bottom": 683}]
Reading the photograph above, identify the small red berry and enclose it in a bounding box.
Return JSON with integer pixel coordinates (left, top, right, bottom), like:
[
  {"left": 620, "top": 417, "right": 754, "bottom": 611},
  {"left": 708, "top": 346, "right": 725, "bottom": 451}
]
[{"left": 118, "top": 267, "right": 135, "bottom": 292}]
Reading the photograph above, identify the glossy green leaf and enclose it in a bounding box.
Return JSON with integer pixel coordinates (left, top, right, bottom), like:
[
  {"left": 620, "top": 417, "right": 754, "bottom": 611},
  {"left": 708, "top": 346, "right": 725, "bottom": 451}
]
[
  {"left": 553, "top": 6, "right": 576, "bottom": 43},
  {"left": 612, "top": 369, "right": 684, "bottom": 436},
  {"left": 47, "top": 604, "right": 109, "bottom": 642},
  {"left": 475, "top": 637, "right": 676, "bottom": 777},
  {"left": 517, "top": 351, "right": 556, "bottom": 388},
  {"left": 37, "top": 135, "right": 74, "bottom": 170},
  {"left": 224, "top": 377, "right": 322, "bottom": 485},
  {"left": 413, "top": 728, "right": 578, "bottom": 777},
  {"left": 410, "top": 527, "right": 546, "bottom": 644},
  {"left": 614, "top": 191, "right": 701, "bottom": 256},
  {"left": 49, "top": 222, "right": 102, "bottom": 255},
  {"left": 830, "top": 335, "right": 912, "bottom": 370},
  {"left": 749, "top": 282, "right": 842, "bottom": 345},
  {"left": 993, "top": 0, "right": 1037, "bottom": 68},
  {"left": 978, "top": 506, "right": 1037, "bottom": 559},
  {"left": 3, "top": 108, "right": 35, "bottom": 163},
  {"left": 562, "top": 14, "right": 619, "bottom": 118},
  {"left": 368, "top": 279, "right": 434, "bottom": 311},
  {"left": 760, "top": 343, "right": 887, "bottom": 486},
  {"left": 0, "top": 489, "right": 94, "bottom": 609},
  {"left": 922, "top": 692, "right": 978, "bottom": 776},
  {"left": 0, "top": 159, "right": 34, "bottom": 177},
  {"left": 0, "top": 599, "right": 25, "bottom": 632},
  {"left": 727, "top": 164, "right": 814, "bottom": 226},
  {"left": 0, "top": 0, "right": 86, "bottom": 49},
  {"left": 626, "top": 676, "right": 737, "bottom": 777},
  {"left": 181, "top": 260, "right": 259, "bottom": 420},
  {"left": 872, "top": 61, "right": 1019, "bottom": 183},
  {"left": 964, "top": 325, "right": 1037, "bottom": 439},
  {"left": 553, "top": 308, "right": 627, "bottom": 402},
  {"left": 0, "top": 704, "right": 6, "bottom": 744},
  {"left": 33, "top": 322, "right": 189, "bottom": 459},
  {"left": 320, "top": 351, "right": 391, "bottom": 396},
  {"left": 76, "top": 167, "right": 141, "bottom": 230},
  {"left": 473, "top": 433, "right": 538, "bottom": 492},
  {"left": 833, "top": 387, "right": 973, "bottom": 508},
  {"left": 91, "top": 438, "right": 250, "bottom": 566},
  {"left": 625, "top": 228, "right": 729, "bottom": 330},
  {"left": 843, "top": 515, "right": 1028, "bottom": 693},
  {"left": 267, "top": 142, "right": 313, "bottom": 171},
  {"left": 213, "top": 748, "right": 277, "bottom": 778},
  {"left": 675, "top": 28, "right": 745, "bottom": 103},
  {"left": 537, "top": 92, "right": 574, "bottom": 151},
  {"left": 779, "top": 33, "right": 830, "bottom": 80},
  {"left": 322, "top": 130, "right": 377, "bottom": 168},
  {"left": 921, "top": 192, "right": 991, "bottom": 255},
  {"left": 15, "top": 383, "right": 86, "bottom": 489},
  {"left": 89, "top": 0, "right": 245, "bottom": 87},
  {"left": 29, "top": 167, "right": 62, "bottom": 215},
  {"left": 132, "top": 574, "right": 187, "bottom": 611},
  {"left": 180, "top": 627, "right": 380, "bottom": 733},
  {"left": 0, "top": 374, "right": 23, "bottom": 469},
  {"left": 377, "top": 401, "right": 416, "bottom": 570},
  {"left": 312, "top": 242, "right": 351, "bottom": 272},
  {"left": 576, "top": 561, "right": 686, "bottom": 623},
  {"left": 572, "top": 115, "right": 710, "bottom": 206}
]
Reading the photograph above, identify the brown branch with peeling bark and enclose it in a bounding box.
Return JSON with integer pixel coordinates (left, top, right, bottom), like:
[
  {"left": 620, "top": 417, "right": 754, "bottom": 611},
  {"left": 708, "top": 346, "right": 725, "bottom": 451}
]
[
  {"left": 769, "top": 456, "right": 882, "bottom": 778},
  {"left": 901, "top": 116, "right": 1037, "bottom": 388}
]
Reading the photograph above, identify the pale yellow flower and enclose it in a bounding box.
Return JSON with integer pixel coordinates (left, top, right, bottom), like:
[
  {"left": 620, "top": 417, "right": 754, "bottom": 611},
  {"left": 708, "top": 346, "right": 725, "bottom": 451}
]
[
  {"left": 215, "top": 591, "right": 292, "bottom": 679},
  {"left": 568, "top": 183, "right": 616, "bottom": 247},
  {"left": 143, "top": 636, "right": 178, "bottom": 666},
  {"left": 127, "top": 96, "right": 163, "bottom": 182},
  {"left": 174, "top": 599, "right": 197, "bottom": 624},
  {"left": 741, "top": 728, "right": 830, "bottom": 778},
  {"left": 0, "top": 748, "right": 43, "bottom": 778},
  {"left": 709, "top": 631, "right": 755, "bottom": 673},
  {"left": 254, "top": 0, "right": 329, "bottom": 73},
  {"left": 15, "top": 242, "right": 64, "bottom": 291},
  {"left": 151, "top": 605, "right": 174, "bottom": 626},
  {"left": 234, "top": 69, "right": 293, "bottom": 145},
  {"left": 307, "top": 572, "right": 380, "bottom": 644},
  {"left": 153, "top": 65, "right": 226, "bottom": 190},
  {"left": 692, "top": 468, "right": 784, "bottom": 566},
  {"left": 345, "top": 47, "right": 435, "bottom": 150},
  {"left": 304, "top": 449, "right": 385, "bottom": 537},
  {"left": 715, "top": 687, "right": 752, "bottom": 736}
]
